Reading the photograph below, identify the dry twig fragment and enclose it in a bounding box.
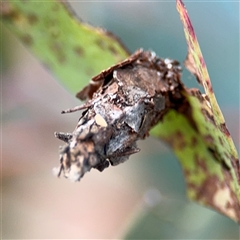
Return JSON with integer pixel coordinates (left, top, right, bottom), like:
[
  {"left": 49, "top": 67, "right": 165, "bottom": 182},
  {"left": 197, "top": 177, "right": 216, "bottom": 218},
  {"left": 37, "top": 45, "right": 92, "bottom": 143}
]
[{"left": 55, "top": 50, "right": 183, "bottom": 181}]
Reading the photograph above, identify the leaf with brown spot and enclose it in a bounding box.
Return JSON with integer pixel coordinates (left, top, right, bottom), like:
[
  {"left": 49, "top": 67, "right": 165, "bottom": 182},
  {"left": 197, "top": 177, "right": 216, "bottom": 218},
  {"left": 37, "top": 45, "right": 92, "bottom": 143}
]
[
  {"left": 1, "top": 0, "right": 129, "bottom": 93},
  {"left": 159, "top": 0, "right": 240, "bottom": 222},
  {"left": 150, "top": 0, "right": 240, "bottom": 223}
]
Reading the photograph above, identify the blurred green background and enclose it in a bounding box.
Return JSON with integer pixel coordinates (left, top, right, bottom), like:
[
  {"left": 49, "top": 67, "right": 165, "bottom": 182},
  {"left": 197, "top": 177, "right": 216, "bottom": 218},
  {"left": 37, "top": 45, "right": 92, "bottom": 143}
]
[{"left": 2, "top": 1, "right": 239, "bottom": 239}]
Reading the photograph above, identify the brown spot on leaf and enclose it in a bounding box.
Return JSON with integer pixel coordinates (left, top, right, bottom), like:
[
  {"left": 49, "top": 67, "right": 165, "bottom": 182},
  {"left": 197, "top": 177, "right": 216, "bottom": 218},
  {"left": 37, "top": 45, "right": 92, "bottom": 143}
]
[
  {"left": 199, "top": 56, "right": 206, "bottom": 69},
  {"left": 95, "top": 39, "right": 119, "bottom": 55},
  {"left": 50, "top": 43, "right": 66, "bottom": 64},
  {"left": 195, "top": 175, "right": 218, "bottom": 203},
  {"left": 218, "top": 136, "right": 224, "bottom": 146},
  {"left": 201, "top": 108, "right": 215, "bottom": 125},
  {"left": 188, "top": 165, "right": 240, "bottom": 222},
  {"left": 1, "top": 2, "right": 20, "bottom": 21},
  {"left": 27, "top": 13, "right": 38, "bottom": 25},
  {"left": 108, "top": 45, "right": 118, "bottom": 55},
  {"left": 184, "top": 169, "right": 191, "bottom": 178},
  {"left": 21, "top": 34, "right": 33, "bottom": 46},
  {"left": 56, "top": 53, "right": 66, "bottom": 64},
  {"left": 230, "top": 156, "right": 240, "bottom": 184},
  {"left": 96, "top": 39, "right": 105, "bottom": 49},
  {"left": 195, "top": 154, "right": 208, "bottom": 172},
  {"left": 86, "top": 67, "right": 94, "bottom": 77},
  {"left": 185, "top": 12, "right": 196, "bottom": 41},
  {"left": 207, "top": 148, "right": 230, "bottom": 171},
  {"left": 220, "top": 122, "right": 230, "bottom": 137},
  {"left": 206, "top": 79, "right": 213, "bottom": 93},
  {"left": 224, "top": 152, "right": 230, "bottom": 159},
  {"left": 175, "top": 130, "right": 187, "bottom": 149},
  {"left": 204, "top": 134, "right": 214, "bottom": 144},
  {"left": 74, "top": 46, "right": 84, "bottom": 57},
  {"left": 190, "top": 136, "right": 198, "bottom": 148}
]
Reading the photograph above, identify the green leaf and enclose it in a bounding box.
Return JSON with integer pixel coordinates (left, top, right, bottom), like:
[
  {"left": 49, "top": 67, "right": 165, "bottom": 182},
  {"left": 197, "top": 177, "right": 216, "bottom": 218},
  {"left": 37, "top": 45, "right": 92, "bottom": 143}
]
[
  {"left": 151, "top": 0, "right": 240, "bottom": 222},
  {"left": 1, "top": 0, "right": 129, "bottom": 94},
  {"left": 151, "top": 94, "right": 240, "bottom": 221}
]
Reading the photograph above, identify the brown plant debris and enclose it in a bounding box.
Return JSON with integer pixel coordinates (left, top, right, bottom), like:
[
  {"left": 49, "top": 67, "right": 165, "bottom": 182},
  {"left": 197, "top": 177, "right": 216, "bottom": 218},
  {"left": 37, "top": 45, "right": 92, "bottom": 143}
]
[{"left": 54, "top": 49, "right": 184, "bottom": 181}]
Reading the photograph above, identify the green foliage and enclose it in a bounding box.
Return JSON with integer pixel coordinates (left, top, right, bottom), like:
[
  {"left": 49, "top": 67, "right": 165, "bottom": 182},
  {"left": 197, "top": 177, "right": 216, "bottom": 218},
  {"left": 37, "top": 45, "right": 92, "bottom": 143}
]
[
  {"left": 151, "top": 94, "right": 240, "bottom": 221},
  {"left": 1, "top": 0, "right": 129, "bottom": 93}
]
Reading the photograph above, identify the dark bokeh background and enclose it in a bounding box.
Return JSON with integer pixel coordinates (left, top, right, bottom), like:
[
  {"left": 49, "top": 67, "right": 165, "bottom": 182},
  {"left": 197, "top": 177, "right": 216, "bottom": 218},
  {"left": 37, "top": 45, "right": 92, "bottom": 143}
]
[{"left": 2, "top": 1, "right": 239, "bottom": 239}]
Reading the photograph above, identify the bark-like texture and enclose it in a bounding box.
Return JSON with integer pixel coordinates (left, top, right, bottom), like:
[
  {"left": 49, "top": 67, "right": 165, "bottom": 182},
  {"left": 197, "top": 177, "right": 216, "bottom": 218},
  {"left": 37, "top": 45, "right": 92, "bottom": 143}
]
[{"left": 55, "top": 50, "right": 182, "bottom": 181}]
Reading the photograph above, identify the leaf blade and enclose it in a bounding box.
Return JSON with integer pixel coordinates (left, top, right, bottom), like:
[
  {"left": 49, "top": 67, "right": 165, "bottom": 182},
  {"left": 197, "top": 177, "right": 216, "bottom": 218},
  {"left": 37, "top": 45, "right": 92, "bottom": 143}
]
[{"left": 1, "top": 0, "right": 129, "bottom": 94}]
